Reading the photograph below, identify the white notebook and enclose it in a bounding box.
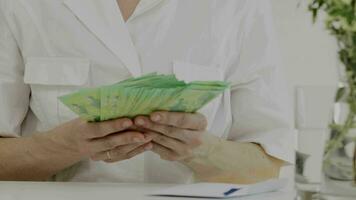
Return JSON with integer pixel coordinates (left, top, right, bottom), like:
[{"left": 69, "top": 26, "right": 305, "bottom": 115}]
[{"left": 149, "top": 179, "right": 287, "bottom": 199}]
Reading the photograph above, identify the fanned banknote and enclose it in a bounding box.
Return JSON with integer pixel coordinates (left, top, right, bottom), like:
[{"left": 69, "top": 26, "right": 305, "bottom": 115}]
[{"left": 59, "top": 73, "right": 229, "bottom": 122}]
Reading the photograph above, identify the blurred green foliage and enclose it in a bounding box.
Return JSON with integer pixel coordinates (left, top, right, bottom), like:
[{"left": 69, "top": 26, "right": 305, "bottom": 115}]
[{"left": 309, "top": 0, "right": 356, "bottom": 74}]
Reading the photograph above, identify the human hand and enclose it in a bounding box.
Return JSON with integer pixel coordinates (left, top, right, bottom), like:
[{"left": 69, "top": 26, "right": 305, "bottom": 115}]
[
  {"left": 49, "top": 118, "right": 152, "bottom": 163},
  {"left": 134, "top": 111, "right": 207, "bottom": 161}
]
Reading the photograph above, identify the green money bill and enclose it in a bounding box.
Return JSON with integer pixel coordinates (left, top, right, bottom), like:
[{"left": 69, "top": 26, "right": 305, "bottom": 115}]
[{"left": 59, "top": 73, "right": 229, "bottom": 122}]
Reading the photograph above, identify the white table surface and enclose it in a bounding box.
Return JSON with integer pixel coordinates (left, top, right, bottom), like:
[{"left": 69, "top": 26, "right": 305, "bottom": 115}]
[{"left": 0, "top": 181, "right": 296, "bottom": 200}]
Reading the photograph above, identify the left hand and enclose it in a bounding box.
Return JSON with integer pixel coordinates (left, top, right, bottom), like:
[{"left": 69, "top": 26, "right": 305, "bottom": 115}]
[{"left": 134, "top": 111, "right": 208, "bottom": 161}]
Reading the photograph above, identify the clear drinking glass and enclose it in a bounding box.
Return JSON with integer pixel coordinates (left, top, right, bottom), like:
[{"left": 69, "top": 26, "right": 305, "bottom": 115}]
[{"left": 294, "top": 86, "right": 336, "bottom": 200}]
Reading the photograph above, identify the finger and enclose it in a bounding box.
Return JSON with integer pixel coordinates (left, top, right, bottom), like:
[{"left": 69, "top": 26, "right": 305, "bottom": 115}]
[
  {"left": 127, "top": 124, "right": 146, "bottom": 132},
  {"left": 89, "top": 131, "right": 149, "bottom": 152},
  {"left": 91, "top": 142, "right": 151, "bottom": 161},
  {"left": 150, "top": 111, "right": 207, "bottom": 130},
  {"left": 135, "top": 117, "right": 199, "bottom": 143},
  {"left": 125, "top": 142, "right": 153, "bottom": 159},
  {"left": 134, "top": 116, "right": 202, "bottom": 144},
  {"left": 145, "top": 132, "right": 189, "bottom": 155},
  {"left": 151, "top": 143, "right": 182, "bottom": 161},
  {"left": 91, "top": 142, "right": 143, "bottom": 161},
  {"left": 86, "top": 118, "right": 133, "bottom": 139},
  {"left": 105, "top": 143, "right": 153, "bottom": 163}
]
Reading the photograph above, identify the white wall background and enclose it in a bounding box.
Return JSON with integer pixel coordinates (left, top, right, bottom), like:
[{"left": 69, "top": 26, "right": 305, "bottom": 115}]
[
  {"left": 271, "top": 0, "right": 339, "bottom": 182},
  {"left": 271, "top": 0, "right": 338, "bottom": 88}
]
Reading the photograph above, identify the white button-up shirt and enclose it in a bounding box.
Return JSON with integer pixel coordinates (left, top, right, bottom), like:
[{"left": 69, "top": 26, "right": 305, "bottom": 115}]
[{"left": 0, "top": 0, "right": 295, "bottom": 183}]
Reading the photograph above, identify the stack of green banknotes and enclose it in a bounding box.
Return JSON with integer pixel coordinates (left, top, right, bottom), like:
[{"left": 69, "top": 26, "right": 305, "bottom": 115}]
[{"left": 59, "top": 73, "right": 229, "bottom": 122}]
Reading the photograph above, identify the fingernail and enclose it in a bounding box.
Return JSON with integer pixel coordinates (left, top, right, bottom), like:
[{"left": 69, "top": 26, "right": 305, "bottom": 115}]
[
  {"left": 136, "top": 118, "right": 145, "bottom": 126},
  {"left": 152, "top": 114, "right": 161, "bottom": 122},
  {"left": 123, "top": 120, "right": 132, "bottom": 128}
]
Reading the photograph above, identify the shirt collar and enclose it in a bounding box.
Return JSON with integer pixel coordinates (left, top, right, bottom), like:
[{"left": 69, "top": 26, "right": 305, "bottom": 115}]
[{"left": 128, "top": 0, "right": 166, "bottom": 22}]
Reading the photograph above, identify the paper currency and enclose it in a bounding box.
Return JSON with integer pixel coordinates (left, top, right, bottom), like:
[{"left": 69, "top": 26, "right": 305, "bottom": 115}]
[{"left": 59, "top": 73, "right": 229, "bottom": 122}]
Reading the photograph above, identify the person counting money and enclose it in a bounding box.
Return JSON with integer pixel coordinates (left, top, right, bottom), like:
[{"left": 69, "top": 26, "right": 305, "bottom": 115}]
[{"left": 0, "top": 0, "right": 294, "bottom": 183}]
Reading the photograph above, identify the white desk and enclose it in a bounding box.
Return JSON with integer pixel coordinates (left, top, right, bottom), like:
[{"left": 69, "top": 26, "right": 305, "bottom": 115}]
[{"left": 0, "top": 181, "right": 295, "bottom": 200}]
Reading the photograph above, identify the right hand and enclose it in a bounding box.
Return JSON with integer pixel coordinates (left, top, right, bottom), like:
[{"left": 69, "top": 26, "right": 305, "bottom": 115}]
[{"left": 48, "top": 118, "right": 153, "bottom": 163}]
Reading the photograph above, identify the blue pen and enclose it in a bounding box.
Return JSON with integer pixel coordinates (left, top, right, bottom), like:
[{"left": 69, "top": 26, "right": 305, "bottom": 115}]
[{"left": 224, "top": 188, "right": 240, "bottom": 196}]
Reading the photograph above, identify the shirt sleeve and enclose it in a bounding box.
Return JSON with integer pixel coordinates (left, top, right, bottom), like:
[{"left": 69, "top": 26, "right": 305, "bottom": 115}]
[
  {"left": 0, "top": 3, "right": 30, "bottom": 137},
  {"left": 226, "top": 1, "right": 295, "bottom": 164}
]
